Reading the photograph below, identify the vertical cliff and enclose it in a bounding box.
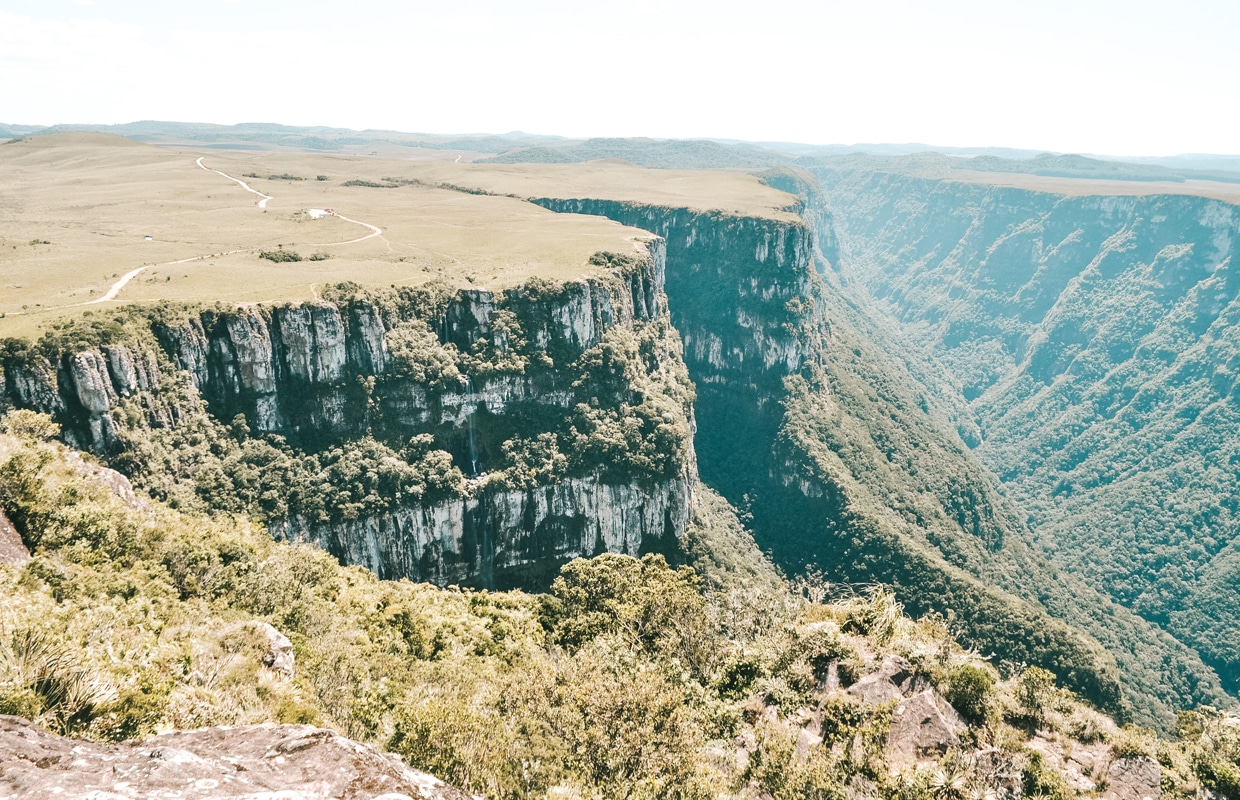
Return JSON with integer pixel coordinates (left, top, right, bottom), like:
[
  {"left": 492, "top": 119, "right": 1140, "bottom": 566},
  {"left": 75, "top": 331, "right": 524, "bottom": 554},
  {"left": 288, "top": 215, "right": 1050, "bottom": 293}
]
[
  {"left": 0, "top": 244, "right": 695, "bottom": 589},
  {"left": 530, "top": 193, "right": 1166, "bottom": 723}
]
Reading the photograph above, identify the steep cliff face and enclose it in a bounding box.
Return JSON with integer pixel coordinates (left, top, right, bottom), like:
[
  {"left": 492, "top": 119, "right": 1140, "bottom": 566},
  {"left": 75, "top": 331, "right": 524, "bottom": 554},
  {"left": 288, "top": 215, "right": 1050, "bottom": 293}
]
[
  {"left": 0, "top": 244, "right": 694, "bottom": 589},
  {"left": 530, "top": 194, "right": 1173, "bottom": 723},
  {"left": 533, "top": 199, "right": 816, "bottom": 502},
  {"left": 818, "top": 167, "right": 1240, "bottom": 696}
]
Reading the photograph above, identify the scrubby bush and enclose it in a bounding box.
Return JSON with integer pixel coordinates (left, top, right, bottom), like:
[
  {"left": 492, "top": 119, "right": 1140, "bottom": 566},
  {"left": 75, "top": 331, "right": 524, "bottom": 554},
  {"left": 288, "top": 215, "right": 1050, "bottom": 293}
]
[
  {"left": 945, "top": 662, "right": 997, "bottom": 723},
  {"left": 259, "top": 248, "right": 301, "bottom": 263}
]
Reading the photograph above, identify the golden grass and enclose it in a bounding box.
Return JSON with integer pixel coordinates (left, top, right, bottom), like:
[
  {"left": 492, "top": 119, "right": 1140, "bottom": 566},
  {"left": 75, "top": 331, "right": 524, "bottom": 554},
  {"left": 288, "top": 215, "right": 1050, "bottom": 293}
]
[{"left": 0, "top": 134, "right": 680, "bottom": 338}]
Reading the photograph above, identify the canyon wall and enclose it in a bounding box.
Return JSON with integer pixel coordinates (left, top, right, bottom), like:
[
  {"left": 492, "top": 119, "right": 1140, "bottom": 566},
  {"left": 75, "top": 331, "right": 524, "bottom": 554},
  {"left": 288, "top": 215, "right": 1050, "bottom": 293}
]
[
  {"left": 532, "top": 195, "right": 1186, "bottom": 724},
  {"left": 817, "top": 167, "right": 1240, "bottom": 696},
  {"left": 0, "top": 245, "right": 693, "bottom": 589}
]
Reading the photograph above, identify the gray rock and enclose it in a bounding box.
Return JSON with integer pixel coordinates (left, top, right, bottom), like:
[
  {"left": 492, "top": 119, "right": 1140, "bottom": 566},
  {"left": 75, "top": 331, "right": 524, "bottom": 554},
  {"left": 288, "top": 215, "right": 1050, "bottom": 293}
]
[
  {"left": 64, "top": 450, "right": 146, "bottom": 511},
  {"left": 885, "top": 689, "right": 965, "bottom": 769},
  {"left": 1103, "top": 756, "right": 1161, "bottom": 800},
  {"left": 68, "top": 350, "right": 118, "bottom": 414},
  {"left": 0, "top": 508, "right": 30, "bottom": 566},
  {"left": 847, "top": 654, "right": 927, "bottom": 704},
  {"left": 7, "top": 358, "right": 65, "bottom": 416},
  {"left": 971, "top": 747, "right": 1025, "bottom": 799},
  {"left": 253, "top": 622, "right": 296, "bottom": 678},
  {"left": 270, "top": 471, "right": 693, "bottom": 587},
  {"left": 0, "top": 715, "right": 474, "bottom": 799},
  {"left": 347, "top": 303, "right": 389, "bottom": 374},
  {"left": 847, "top": 671, "right": 904, "bottom": 705}
]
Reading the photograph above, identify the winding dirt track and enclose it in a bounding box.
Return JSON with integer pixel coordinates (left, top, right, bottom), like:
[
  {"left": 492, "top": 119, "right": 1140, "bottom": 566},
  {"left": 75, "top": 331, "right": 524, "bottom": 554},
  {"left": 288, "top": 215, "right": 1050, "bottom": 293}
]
[
  {"left": 80, "top": 159, "right": 386, "bottom": 305},
  {"left": 195, "top": 157, "right": 273, "bottom": 208}
]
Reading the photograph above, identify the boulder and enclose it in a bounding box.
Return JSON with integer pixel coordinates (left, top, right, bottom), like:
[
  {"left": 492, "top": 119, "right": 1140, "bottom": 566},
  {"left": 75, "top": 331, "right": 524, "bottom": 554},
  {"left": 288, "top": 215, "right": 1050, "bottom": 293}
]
[
  {"left": 253, "top": 621, "right": 296, "bottom": 678},
  {"left": 847, "top": 654, "right": 928, "bottom": 705},
  {"left": 65, "top": 450, "right": 147, "bottom": 511},
  {"left": 1102, "top": 756, "right": 1161, "bottom": 800},
  {"left": 971, "top": 747, "right": 1025, "bottom": 798},
  {"left": 0, "top": 715, "right": 475, "bottom": 799},
  {"left": 885, "top": 689, "right": 965, "bottom": 769}
]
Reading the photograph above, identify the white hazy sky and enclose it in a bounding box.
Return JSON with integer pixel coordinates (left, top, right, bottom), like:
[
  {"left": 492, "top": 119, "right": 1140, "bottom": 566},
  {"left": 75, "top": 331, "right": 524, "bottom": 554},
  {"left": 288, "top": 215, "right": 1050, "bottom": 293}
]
[{"left": 2, "top": 0, "right": 1237, "bottom": 156}]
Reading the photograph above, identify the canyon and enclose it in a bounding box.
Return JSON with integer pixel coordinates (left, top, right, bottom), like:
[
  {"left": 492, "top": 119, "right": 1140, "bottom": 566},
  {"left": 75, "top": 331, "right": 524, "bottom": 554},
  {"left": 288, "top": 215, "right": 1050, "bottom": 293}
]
[{"left": 3, "top": 136, "right": 1240, "bottom": 736}]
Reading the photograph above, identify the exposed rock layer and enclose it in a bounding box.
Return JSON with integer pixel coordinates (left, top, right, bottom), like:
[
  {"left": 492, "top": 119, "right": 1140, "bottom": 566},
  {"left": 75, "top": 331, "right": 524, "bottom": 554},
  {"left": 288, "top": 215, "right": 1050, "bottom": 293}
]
[
  {"left": 0, "top": 716, "right": 473, "bottom": 800},
  {"left": 0, "top": 247, "right": 692, "bottom": 589}
]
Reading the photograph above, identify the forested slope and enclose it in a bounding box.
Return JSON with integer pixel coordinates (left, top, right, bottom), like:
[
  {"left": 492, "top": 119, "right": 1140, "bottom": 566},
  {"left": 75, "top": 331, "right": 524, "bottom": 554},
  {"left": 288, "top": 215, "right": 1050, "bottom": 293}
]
[{"left": 817, "top": 165, "right": 1240, "bottom": 697}]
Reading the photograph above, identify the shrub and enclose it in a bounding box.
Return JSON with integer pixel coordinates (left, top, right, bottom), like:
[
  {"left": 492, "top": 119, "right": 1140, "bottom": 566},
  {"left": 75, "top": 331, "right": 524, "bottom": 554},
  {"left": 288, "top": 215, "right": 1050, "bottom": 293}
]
[
  {"left": 945, "top": 663, "right": 997, "bottom": 723},
  {"left": 1017, "top": 665, "right": 1058, "bottom": 722},
  {"left": 259, "top": 249, "right": 301, "bottom": 263}
]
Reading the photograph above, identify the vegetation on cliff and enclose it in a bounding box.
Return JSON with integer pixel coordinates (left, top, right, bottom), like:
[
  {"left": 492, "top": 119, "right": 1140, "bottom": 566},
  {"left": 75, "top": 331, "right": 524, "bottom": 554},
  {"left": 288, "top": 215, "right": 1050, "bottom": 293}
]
[
  {"left": 817, "top": 166, "right": 1240, "bottom": 701},
  {"left": 2, "top": 259, "right": 695, "bottom": 532},
  {"left": 4, "top": 416, "right": 1231, "bottom": 799},
  {"left": 525, "top": 194, "right": 1219, "bottom": 731}
]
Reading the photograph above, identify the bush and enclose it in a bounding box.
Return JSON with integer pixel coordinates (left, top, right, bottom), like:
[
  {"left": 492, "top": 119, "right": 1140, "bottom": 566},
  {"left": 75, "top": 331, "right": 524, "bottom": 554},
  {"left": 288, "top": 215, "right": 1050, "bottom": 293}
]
[
  {"left": 945, "top": 663, "right": 997, "bottom": 723},
  {"left": 259, "top": 249, "right": 301, "bottom": 263},
  {"left": 1017, "top": 665, "right": 1058, "bottom": 722}
]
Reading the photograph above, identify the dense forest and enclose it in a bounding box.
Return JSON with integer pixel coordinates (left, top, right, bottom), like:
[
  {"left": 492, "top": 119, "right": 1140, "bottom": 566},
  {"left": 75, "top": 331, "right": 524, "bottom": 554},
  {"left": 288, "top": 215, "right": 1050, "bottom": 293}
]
[{"left": 816, "top": 165, "right": 1240, "bottom": 698}]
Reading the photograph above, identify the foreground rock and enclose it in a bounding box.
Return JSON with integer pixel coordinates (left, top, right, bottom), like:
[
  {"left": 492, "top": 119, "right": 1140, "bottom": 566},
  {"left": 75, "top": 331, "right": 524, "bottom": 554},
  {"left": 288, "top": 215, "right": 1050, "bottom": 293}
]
[{"left": 0, "top": 716, "right": 476, "bottom": 800}]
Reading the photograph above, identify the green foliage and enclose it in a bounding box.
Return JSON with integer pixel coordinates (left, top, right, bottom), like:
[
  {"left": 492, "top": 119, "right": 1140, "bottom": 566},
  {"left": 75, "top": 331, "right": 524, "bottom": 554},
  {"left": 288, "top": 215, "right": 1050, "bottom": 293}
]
[
  {"left": 1178, "top": 708, "right": 1240, "bottom": 798},
  {"left": 258, "top": 248, "right": 301, "bottom": 263},
  {"left": 0, "top": 628, "right": 115, "bottom": 735},
  {"left": 5, "top": 427, "right": 1113, "bottom": 798},
  {"left": 342, "top": 179, "right": 398, "bottom": 188},
  {"left": 818, "top": 168, "right": 1240, "bottom": 714},
  {"left": 385, "top": 320, "right": 461, "bottom": 387},
  {"left": 542, "top": 554, "right": 711, "bottom": 674},
  {"left": 1016, "top": 666, "right": 1060, "bottom": 722},
  {"left": 945, "top": 663, "right": 998, "bottom": 724},
  {"left": 1021, "top": 750, "right": 1072, "bottom": 800}
]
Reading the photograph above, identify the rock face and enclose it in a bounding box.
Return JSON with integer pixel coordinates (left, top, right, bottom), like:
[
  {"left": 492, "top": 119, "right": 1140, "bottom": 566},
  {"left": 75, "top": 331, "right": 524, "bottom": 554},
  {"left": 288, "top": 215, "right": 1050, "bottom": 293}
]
[
  {"left": 0, "top": 715, "right": 474, "bottom": 800},
  {"left": 884, "top": 689, "right": 966, "bottom": 769},
  {"left": 0, "top": 508, "right": 30, "bottom": 566},
  {"left": 0, "top": 246, "right": 693, "bottom": 590},
  {"left": 1103, "top": 756, "right": 1162, "bottom": 800},
  {"left": 271, "top": 472, "right": 691, "bottom": 587},
  {"left": 847, "top": 654, "right": 929, "bottom": 705},
  {"left": 531, "top": 199, "right": 819, "bottom": 508}
]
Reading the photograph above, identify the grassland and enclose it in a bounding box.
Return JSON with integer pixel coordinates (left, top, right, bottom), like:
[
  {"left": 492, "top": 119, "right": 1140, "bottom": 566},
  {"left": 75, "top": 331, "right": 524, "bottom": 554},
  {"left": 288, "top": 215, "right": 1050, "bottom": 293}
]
[{"left": 6, "top": 134, "right": 746, "bottom": 338}]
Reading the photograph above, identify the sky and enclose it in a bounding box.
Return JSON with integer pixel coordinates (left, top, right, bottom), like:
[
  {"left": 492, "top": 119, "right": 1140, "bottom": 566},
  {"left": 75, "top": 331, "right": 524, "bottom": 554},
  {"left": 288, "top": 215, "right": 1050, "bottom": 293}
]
[{"left": 2, "top": 0, "right": 1238, "bottom": 156}]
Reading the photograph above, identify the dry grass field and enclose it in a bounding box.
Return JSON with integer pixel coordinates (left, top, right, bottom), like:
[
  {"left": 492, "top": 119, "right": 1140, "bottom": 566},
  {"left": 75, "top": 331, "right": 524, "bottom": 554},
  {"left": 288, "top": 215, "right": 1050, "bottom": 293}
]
[{"left": 6, "top": 134, "right": 779, "bottom": 338}]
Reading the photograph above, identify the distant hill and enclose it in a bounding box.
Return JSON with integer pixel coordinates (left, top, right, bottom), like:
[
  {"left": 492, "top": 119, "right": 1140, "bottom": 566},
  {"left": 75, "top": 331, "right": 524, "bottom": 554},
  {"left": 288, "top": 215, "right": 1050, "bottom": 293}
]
[
  {"left": 0, "top": 120, "right": 552, "bottom": 154},
  {"left": 480, "top": 137, "right": 790, "bottom": 169},
  {"left": 799, "top": 150, "right": 1240, "bottom": 185}
]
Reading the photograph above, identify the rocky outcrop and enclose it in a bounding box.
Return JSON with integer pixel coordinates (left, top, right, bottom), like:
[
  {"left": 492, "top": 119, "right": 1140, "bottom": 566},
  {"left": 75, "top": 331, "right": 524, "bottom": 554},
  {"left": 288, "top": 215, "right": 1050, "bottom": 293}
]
[
  {"left": 884, "top": 689, "right": 966, "bottom": 769},
  {"left": 532, "top": 200, "right": 816, "bottom": 395},
  {"left": 0, "top": 716, "right": 474, "bottom": 800},
  {"left": 0, "top": 508, "right": 29, "bottom": 566},
  {"left": 847, "top": 654, "right": 929, "bottom": 705},
  {"left": 530, "top": 200, "right": 823, "bottom": 524},
  {"left": 1103, "top": 756, "right": 1162, "bottom": 800},
  {"left": 252, "top": 621, "right": 296, "bottom": 678},
  {"left": 272, "top": 472, "right": 691, "bottom": 588},
  {"left": 0, "top": 245, "right": 693, "bottom": 590}
]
